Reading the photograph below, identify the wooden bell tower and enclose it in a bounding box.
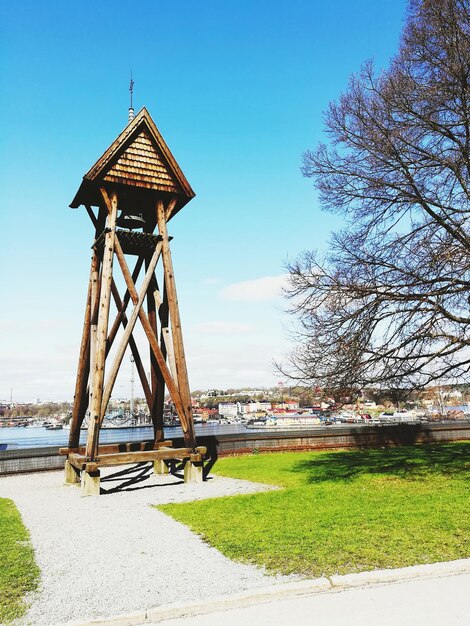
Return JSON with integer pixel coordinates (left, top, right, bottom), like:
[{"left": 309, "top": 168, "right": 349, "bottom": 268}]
[{"left": 62, "top": 107, "right": 205, "bottom": 495}]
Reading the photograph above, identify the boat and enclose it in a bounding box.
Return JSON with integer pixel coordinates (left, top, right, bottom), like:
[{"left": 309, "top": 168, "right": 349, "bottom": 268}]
[
  {"left": 245, "top": 414, "right": 322, "bottom": 429},
  {"left": 378, "top": 410, "right": 418, "bottom": 423},
  {"left": 164, "top": 416, "right": 181, "bottom": 427},
  {"left": 245, "top": 420, "right": 267, "bottom": 428},
  {"left": 45, "top": 423, "right": 63, "bottom": 430}
]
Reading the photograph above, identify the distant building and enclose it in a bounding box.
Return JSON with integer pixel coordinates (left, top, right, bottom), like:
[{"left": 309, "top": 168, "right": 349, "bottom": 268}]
[
  {"left": 243, "top": 401, "right": 272, "bottom": 414},
  {"left": 199, "top": 407, "right": 218, "bottom": 420},
  {"left": 272, "top": 400, "right": 299, "bottom": 411},
  {"left": 218, "top": 402, "right": 241, "bottom": 418}
]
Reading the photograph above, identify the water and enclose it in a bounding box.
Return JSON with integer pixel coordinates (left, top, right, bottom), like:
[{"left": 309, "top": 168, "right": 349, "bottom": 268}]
[
  {"left": 447, "top": 404, "right": 470, "bottom": 414},
  {"left": 0, "top": 422, "right": 249, "bottom": 450}
]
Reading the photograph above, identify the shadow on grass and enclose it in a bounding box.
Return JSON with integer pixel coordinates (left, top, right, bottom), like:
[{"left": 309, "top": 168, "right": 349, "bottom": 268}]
[
  {"left": 352, "top": 423, "right": 435, "bottom": 447},
  {"left": 291, "top": 441, "right": 470, "bottom": 484}
]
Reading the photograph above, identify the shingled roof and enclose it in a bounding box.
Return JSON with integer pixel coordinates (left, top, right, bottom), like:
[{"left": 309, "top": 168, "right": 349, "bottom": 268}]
[{"left": 70, "top": 107, "right": 195, "bottom": 220}]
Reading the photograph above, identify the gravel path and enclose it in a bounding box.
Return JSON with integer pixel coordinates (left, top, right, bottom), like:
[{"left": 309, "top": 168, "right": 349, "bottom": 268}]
[{"left": 0, "top": 465, "right": 297, "bottom": 625}]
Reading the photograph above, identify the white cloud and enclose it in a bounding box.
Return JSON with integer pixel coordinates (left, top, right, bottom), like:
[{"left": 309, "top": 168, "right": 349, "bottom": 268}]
[
  {"left": 220, "top": 274, "right": 288, "bottom": 302},
  {"left": 193, "top": 321, "right": 254, "bottom": 334},
  {"left": 187, "top": 347, "right": 281, "bottom": 389}
]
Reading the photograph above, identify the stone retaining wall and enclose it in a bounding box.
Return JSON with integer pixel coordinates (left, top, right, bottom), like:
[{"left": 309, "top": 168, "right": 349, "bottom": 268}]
[{"left": 1, "top": 422, "right": 469, "bottom": 475}]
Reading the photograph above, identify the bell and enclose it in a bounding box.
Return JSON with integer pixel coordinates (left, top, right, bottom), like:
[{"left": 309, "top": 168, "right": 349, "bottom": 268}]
[{"left": 116, "top": 211, "right": 146, "bottom": 230}]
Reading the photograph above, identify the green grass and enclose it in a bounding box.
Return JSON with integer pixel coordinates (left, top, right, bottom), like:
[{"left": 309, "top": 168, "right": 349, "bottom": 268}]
[
  {"left": 158, "top": 443, "right": 470, "bottom": 577},
  {"left": 0, "top": 498, "right": 40, "bottom": 622}
]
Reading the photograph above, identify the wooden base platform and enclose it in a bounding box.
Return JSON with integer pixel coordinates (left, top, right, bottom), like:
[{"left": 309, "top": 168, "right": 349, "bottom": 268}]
[{"left": 60, "top": 440, "right": 206, "bottom": 496}]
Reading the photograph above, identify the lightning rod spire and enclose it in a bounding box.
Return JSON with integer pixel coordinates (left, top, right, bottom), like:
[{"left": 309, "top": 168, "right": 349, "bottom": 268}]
[{"left": 128, "top": 71, "right": 135, "bottom": 123}]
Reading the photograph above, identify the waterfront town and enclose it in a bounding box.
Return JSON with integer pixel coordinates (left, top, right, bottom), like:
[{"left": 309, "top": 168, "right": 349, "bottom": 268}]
[{"left": 1, "top": 384, "right": 470, "bottom": 428}]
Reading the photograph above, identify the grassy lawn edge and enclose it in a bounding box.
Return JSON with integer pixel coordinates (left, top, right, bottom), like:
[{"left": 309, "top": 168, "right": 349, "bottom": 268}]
[
  {"left": 157, "top": 444, "right": 470, "bottom": 578},
  {"left": 0, "top": 497, "right": 40, "bottom": 623}
]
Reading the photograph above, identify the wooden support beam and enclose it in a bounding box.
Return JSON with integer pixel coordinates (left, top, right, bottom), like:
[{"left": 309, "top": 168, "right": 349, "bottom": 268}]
[
  {"left": 100, "top": 239, "right": 162, "bottom": 420},
  {"left": 146, "top": 263, "right": 159, "bottom": 399},
  {"left": 156, "top": 199, "right": 196, "bottom": 448},
  {"left": 68, "top": 446, "right": 206, "bottom": 470},
  {"left": 85, "top": 205, "right": 97, "bottom": 227},
  {"left": 59, "top": 440, "right": 173, "bottom": 456},
  {"left": 156, "top": 281, "right": 178, "bottom": 385},
  {"left": 157, "top": 284, "right": 169, "bottom": 441},
  {"left": 109, "top": 280, "right": 153, "bottom": 410},
  {"left": 113, "top": 237, "right": 191, "bottom": 437},
  {"left": 88, "top": 252, "right": 101, "bottom": 427},
  {"left": 107, "top": 257, "right": 144, "bottom": 349},
  {"left": 146, "top": 258, "right": 164, "bottom": 442},
  {"left": 85, "top": 204, "right": 107, "bottom": 233},
  {"left": 70, "top": 206, "right": 105, "bottom": 447},
  {"left": 68, "top": 258, "right": 93, "bottom": 448},
  {"left": 153, "top": 280, "right": 174, "bottom": 445},
  {"left": 86, "top": 188, "right": 118, "bottom": 460}
]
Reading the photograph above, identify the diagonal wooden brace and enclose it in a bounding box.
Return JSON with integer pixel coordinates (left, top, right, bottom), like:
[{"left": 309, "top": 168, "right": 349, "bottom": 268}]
[
  {"left": 114, "top": 237, "right": 192, "bottom": 436},
  {"left": 107, "top": 257, "right": 144, "bottom": 349},
  {"left": 109, "top": 281, "right": 153, "bottom": 409},
  {"left": 100, "top": 238, "right": 162, "bottom": 420}
]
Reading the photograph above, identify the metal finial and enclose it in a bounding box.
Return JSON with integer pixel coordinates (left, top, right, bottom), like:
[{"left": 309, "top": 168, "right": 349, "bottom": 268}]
[
  {"left": 128, "top": 71, "right": 135, "bottom": 123},
  {"left": 129, "top": 71, "right": 134, "bottom": 108}
]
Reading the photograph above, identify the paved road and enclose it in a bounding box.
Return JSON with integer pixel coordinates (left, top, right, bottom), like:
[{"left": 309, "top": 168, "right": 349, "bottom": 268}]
[{"left": 150, "top": 573, "right": 470, "bottom": 626}]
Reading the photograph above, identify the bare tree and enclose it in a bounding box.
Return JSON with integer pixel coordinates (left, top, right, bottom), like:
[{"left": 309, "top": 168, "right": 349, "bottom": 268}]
[{"left": 285, "top": 0, "right": 470, "bottom": 394}]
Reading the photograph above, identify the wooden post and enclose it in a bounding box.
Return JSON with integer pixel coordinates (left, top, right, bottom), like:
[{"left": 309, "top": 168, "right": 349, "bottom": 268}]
[
  {"left": 88, "top": 251, "right": 101, "bottom": 432},
  {"left": 156, "top": 199, "right": 196, "bottom": 448},
  {"left": 85, "top": 189, "right": 118, "bottom": 461},
  {"left": 146, "top": 262, "right": 164, "bottom": 442},
  {"left": 68, "top": 260, "right": 93, "bottom": 448},
  {"left": 155, "top": 281, "right": 172, "bottom": 443},
  {"left": 143, "top": 214, "right": 164, "bottom": 442},
  {"left": 155, "top": 281, "right": 178, "bottom": 384},
  {"left": 82, "top": 204, "right": 106, "bottom": 444}
]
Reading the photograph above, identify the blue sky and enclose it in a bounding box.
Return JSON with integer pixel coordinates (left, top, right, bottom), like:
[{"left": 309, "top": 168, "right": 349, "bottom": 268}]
[{"left": 0, "top": 0, "right": 407, "bottom": 402}]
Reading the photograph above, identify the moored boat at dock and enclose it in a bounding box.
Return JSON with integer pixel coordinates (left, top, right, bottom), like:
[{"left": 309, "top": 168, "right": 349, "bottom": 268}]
[{"left": 245, "top": 413, "right": 322, "bottom": 429}]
